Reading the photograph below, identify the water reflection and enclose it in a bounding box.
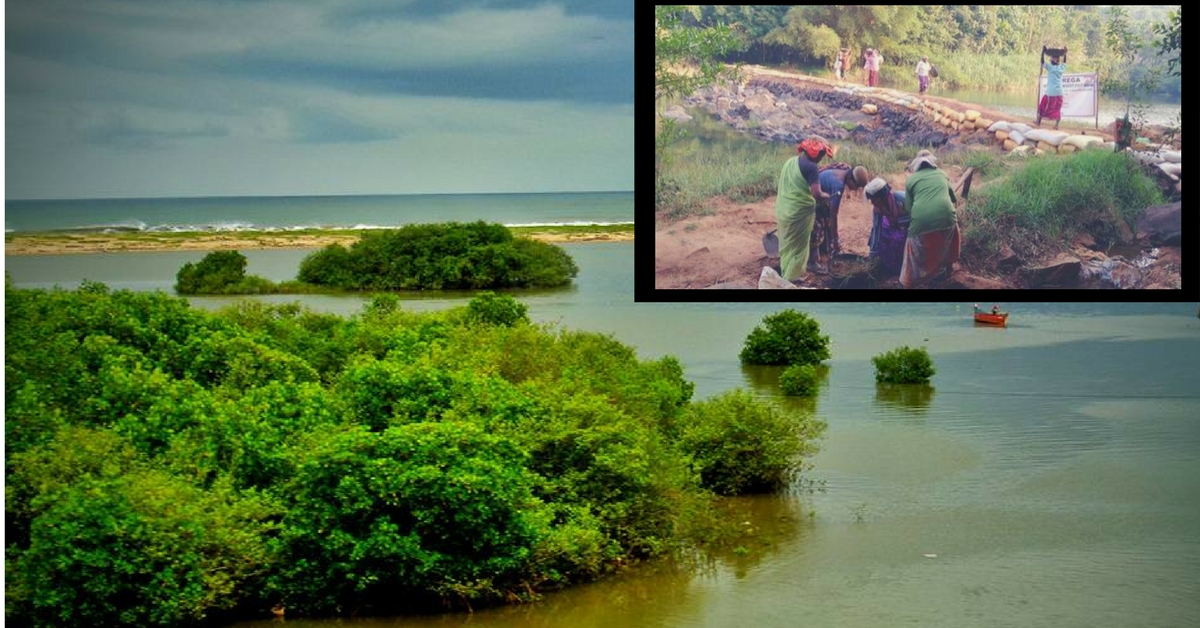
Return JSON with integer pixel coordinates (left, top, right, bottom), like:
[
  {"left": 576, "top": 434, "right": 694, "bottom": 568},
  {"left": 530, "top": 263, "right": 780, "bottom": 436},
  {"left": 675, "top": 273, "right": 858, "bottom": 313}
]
[
  {"left": 872, "top": 383, "right": 936, "bottom": 414},
  {"left": 740, "top": 363, "right": 830, "bottom": 417}
]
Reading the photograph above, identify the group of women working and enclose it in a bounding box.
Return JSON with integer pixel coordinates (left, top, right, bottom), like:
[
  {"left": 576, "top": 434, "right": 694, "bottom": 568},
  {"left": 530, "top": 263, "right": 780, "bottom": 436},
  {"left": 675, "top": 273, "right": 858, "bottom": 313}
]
[{"left": 774, "top": 136, "right": 960, "bottom": 288}]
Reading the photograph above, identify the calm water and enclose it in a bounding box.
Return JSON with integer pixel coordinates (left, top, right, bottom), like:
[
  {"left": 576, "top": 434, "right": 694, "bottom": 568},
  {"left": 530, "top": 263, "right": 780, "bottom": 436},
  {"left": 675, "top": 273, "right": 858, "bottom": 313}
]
[
  {"left": 3, "top": 191, "right": 634, "bottom": 233},
  {"left": 6, "top": 251, "right": 1200, "bottom": 627}
]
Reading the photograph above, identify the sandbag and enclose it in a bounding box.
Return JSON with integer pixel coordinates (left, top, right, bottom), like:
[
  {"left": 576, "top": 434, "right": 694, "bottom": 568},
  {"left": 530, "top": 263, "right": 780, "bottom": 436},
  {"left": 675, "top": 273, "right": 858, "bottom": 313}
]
[
  {"left": 1131, "top": 151, "right": 1164, "bottom": 166},
  {"left": 1036, "top": 140, "right": 1055, "bottom": 153},
  {"left": 1061, "top": 135, "right": 1104, "bottom": 149},
  {"left": 1008, "top": 122, "right": 1031, "bottom": 134},
  {"left": 1025, "top": 129, "right": 1071, "bottom": 146},
  {"left": 964, "top": 110, "right": 981, "bottom": 122},
  {"left": 862, "top": 104, "right": 878, "bottom": 115},
  {"left": 1057, "top": 144, "right": 1077, "bottom": 154},
  {"left": 1003, "top": 139, "right": 1018, "bottom": 151},
  {"left": 952, "top": 111, "right": 966, "bottom": 123},
  {"left": 976, "top": 118, "right": 994, "bottom": 130},
  {"left": 961, "top": 121, "right": 975, "bottom": 131},
  {"left": 1157, "top": 162, "right": 1182, "bottom": 177},
  {"left": 906, "top": 102, "right": 919, "bottom": 111},
  {"left": 988, "top": 121, "right": 1011, "bottom": 132},
  {"left": 995, "top": 130, "right": 1010, "bottom": 142},
  {"left": 1008, "top": 130, "right": 1026, "bottom": 146},
  {"left": 1159, "top": 150, "right": 1181, "bottom": 163}
]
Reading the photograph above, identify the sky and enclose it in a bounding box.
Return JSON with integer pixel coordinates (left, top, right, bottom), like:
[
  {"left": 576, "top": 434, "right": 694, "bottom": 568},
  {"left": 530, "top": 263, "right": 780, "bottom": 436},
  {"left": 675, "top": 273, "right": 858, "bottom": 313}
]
[{"left": 3, "top": 0, "right": 634, "bottom": 199}]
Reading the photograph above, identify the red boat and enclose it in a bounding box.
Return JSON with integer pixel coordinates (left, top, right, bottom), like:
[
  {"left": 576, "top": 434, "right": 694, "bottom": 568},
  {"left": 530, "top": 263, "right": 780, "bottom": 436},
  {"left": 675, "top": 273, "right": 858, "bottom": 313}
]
[{"left": 974, "top": 312, "right": 1008, "bottom": 327}]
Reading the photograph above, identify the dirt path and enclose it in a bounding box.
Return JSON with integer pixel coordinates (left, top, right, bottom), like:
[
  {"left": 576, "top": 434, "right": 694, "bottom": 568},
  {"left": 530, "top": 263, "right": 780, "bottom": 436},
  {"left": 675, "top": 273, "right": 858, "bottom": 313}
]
[
  {"left": 655, "top": 190, "right": 881, "bottom": 290},
  {"left": 744, "top": 65, "right": 1116, "bottom": 141}
]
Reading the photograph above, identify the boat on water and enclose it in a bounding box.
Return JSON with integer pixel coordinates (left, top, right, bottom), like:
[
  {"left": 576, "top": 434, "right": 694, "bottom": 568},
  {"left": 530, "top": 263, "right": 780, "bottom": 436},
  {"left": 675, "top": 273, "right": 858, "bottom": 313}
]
[{"left": 974, "top": 312, "right": 1008, "bottom": 326}]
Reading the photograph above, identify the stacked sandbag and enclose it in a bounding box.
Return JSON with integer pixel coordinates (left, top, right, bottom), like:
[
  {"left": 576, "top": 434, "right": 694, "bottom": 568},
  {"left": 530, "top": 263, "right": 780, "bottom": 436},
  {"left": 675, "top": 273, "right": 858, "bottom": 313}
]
[
  {"left": 1159, "top": 150, "right": 1181, "bottom": 163},
  {"left": 1008, "top": 130, "right": 1026, "bottom": 147},
  {"left": 1061, "top": 135, "right": 1105, "bottom": 151},
  {"left": 862, "top": 103, "right": 878, "bottom": 115},
  {"left": 1025, "top": 129, "right": 1071, "bottom": 147},
  {"left": 964, "top": 110, "right": 981, "bottom": 122}
]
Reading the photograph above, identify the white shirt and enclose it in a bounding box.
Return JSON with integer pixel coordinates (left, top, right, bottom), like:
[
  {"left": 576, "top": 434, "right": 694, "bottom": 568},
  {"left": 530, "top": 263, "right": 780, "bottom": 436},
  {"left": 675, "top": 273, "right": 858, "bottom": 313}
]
[{"left": 916, "top": 61, "right": 931, "bottom": 77}]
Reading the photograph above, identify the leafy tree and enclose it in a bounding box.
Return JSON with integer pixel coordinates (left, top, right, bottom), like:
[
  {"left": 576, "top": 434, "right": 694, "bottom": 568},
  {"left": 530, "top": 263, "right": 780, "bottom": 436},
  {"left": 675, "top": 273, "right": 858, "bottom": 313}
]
[
  {"left": 871, "top": 346, "right": 936, "bottom": 384},
  {"left": 779, "top": 363, "right": 820, "bottom": 397},
  {"left": 269, "top": 422, "right": 543, "bottom": 614},
  {"left": 176, "top": 250, "right": 277, "bottom": 295},
  {"left": 1153, "top": 7, "right": 1181, "bottom": 77},
  {"left": 297, "top": 222, "right": 575, "bottom": 290},
  {"left": 739, "top": 309, "right": 831, "bottom": 366},
  {"left": 1103, "top": 6, "right": 1167, "bottom": 149},
  {"left": 466, "top": 291, "right": 529, "bottom": 327},
  {"left": 679, "top": 389, "right": 825, "bottom": 495},
  {"left": 654, "top": 5, "right": 743, "bottom": 177},
  {"left": 9, "top": 471, "right": 277, "bottom": 627}
]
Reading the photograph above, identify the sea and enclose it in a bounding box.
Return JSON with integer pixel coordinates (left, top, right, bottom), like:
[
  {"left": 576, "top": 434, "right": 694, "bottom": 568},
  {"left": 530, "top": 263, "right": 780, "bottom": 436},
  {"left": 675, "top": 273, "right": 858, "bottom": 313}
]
[{"left": 2, "top": 191, "right": 634, "bottom": 234}]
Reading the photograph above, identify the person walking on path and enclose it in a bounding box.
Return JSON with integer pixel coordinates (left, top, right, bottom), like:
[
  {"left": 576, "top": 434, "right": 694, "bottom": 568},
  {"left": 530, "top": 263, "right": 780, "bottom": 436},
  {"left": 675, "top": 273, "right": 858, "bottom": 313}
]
[
  {"left": 864, "top": 49, "right": 883, "bottom": 87},
  {"left": 1036, "top": 46, "right": 1067, "bottom": 129},
  {"left": 915, "top": 56, "right": 931, "bottom": 94}
]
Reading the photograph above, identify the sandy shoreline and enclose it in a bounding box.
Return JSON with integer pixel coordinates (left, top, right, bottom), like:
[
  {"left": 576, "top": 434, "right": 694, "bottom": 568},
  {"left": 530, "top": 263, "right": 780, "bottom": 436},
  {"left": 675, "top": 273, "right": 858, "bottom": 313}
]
[{"left": 4, "top": 229, "right": 634, "bottom": 256}]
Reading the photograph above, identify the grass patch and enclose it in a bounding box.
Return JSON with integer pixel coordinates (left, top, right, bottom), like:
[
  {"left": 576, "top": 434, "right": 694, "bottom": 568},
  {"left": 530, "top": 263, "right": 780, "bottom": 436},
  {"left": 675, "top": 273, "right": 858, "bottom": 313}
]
[
  {"left": 960, "top": 149, "right": 1161, "bottom": 259},
  {"left": 656, "top": 132, "right": 793, "bottom": 220}
]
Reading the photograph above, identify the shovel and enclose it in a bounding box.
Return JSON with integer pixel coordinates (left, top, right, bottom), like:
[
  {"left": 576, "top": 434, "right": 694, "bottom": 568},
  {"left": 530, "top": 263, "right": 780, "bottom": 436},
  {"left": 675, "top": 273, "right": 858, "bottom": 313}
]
[{"left": 763, "top": 229, "right": 779, "bottom": 256}]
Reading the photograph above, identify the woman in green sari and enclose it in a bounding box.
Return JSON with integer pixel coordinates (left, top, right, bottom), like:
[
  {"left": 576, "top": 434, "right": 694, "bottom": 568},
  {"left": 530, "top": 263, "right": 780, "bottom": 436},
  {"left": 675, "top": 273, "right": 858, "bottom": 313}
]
[{"left": 775, "top": 137, "right": 833, "bottom": 281}]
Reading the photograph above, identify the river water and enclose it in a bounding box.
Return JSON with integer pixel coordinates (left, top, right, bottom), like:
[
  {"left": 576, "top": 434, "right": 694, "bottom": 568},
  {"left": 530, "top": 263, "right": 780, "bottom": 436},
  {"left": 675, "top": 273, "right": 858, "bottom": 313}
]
[{"left": 6, "top": 246, "right": 1200, "bottom": 627}]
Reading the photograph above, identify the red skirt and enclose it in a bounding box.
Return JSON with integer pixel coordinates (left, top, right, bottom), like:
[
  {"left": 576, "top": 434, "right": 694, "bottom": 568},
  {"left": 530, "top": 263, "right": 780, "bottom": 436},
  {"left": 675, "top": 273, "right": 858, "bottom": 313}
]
[
  {"left": 900, "top": 226, "right": 961, "bottom": 289},
  {"left": 1038, "top": 95, "right": 1063, "bottom": 121}
]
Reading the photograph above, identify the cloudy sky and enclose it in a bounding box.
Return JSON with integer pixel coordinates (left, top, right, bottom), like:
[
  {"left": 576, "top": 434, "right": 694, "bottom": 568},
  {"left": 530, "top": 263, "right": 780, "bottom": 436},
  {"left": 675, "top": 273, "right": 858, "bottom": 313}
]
[{"left": 4, "top": 0, "right": 634, "bottom": 199}]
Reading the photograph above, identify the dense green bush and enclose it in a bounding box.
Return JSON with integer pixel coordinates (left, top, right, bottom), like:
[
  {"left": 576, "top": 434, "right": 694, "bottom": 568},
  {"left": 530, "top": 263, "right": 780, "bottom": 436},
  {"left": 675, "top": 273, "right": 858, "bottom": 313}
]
[
  {"left": 779, "top": 363, "right": 819, "bottom": 396},
  {"left": 5, "top": 283, "right": 824, "bottom": 623},
  {"left": 175, "top": 250, "right": 279, "bottom": 295},
  {"left": 679, "top": 389, "right": 825, "bottom": 495},
  {"left": 8, "top": 469, "right": 277, "bottom": 628},
  {"left": 466, "top": 291, "right": 529, "bottom": 327},
  {"left": 296, "top": 221, "right": 578, "bottom": 290},
  {"left": 871, "top": 346, "right": 936, "bottom": 384},
  {"left": 739, "top": 309, "right": 831, "bottom": 366},
  {"left": 269, "top": 422, "right": 543, "bottom": 614}
]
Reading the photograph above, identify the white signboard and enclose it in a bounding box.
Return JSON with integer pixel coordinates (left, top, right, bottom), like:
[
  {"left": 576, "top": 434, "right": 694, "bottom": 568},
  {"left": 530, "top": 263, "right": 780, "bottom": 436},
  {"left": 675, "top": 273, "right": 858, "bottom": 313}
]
[{"left": 1038, "top": 72, "right": 1098, "bottom": 118}]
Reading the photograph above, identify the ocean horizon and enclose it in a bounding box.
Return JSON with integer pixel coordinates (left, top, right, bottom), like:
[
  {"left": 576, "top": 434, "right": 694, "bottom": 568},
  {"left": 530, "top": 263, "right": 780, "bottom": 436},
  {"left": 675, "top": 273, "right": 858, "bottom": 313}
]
[{"left": 4, "top": 190, "right": 634, "bottom": 234}]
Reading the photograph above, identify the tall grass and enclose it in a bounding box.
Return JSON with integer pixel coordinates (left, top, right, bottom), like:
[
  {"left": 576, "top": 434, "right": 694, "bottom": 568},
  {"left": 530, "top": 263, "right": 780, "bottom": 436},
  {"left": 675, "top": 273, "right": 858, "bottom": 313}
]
[
  {"left": 656, "top": 134, "right": 793, "bottom": 219},
  {"left": 960, "top": 149, "right": 1161, "bottom": 257}
]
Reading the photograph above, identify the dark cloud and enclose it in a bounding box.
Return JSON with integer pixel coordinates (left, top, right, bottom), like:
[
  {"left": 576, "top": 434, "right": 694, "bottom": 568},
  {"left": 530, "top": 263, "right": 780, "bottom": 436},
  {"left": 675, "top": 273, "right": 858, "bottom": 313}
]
[
  {"left": 82, "top": 113, "right": 228, "bottom": 149},
  {"left": 329, "top": 0, "right": 632, "bottom": 25},
  {"left": 293, "top": 109, "right": 398, "bottom": 144},
  {"left": 201, "top": 51, "right": 633, "bottom": 104}
]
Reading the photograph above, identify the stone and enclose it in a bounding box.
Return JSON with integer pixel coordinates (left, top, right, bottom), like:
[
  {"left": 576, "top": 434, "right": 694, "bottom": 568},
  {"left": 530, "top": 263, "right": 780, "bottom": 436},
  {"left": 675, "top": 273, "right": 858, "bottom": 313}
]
[
  {"left": 1021, "top": 253, "right": 1081, "bottom": 288},
  {"left": 995, "top": 243, "right": 1021, "bottom": 272},
  {"left": 661, "top": 105, "right": 692, "bottom": 123},
  {"left": 1072, "top": 232, "right": 1097, "bottom": 250},
  {"left": 1135, "top": 202, "right": 1181, "bottom": 246},
  {"left": 758, "top": 266, "right": 799, "bottom": 289}
]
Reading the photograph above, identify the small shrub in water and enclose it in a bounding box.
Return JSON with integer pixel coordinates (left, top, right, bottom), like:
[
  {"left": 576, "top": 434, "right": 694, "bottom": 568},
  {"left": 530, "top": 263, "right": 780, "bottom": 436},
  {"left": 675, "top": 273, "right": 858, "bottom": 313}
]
[
  {"left": 739, "top": 310, "right": 831, "bottom": 366},
  {"left": 871, "top": 346, "right": 936, "bottom": 384},
  {"left": 779, "top": 364, "right": 819, "bottom": 396}
]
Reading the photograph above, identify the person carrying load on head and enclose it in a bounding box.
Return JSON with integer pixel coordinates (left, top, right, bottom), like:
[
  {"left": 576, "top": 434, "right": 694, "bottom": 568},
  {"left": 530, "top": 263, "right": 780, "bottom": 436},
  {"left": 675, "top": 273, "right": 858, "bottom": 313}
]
[
  {"left": 774, "top": 136, "right": 834, "bottom": 282},
  {"left": 1037, "top": 46, "right": 1067, "bottom": 130}
]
